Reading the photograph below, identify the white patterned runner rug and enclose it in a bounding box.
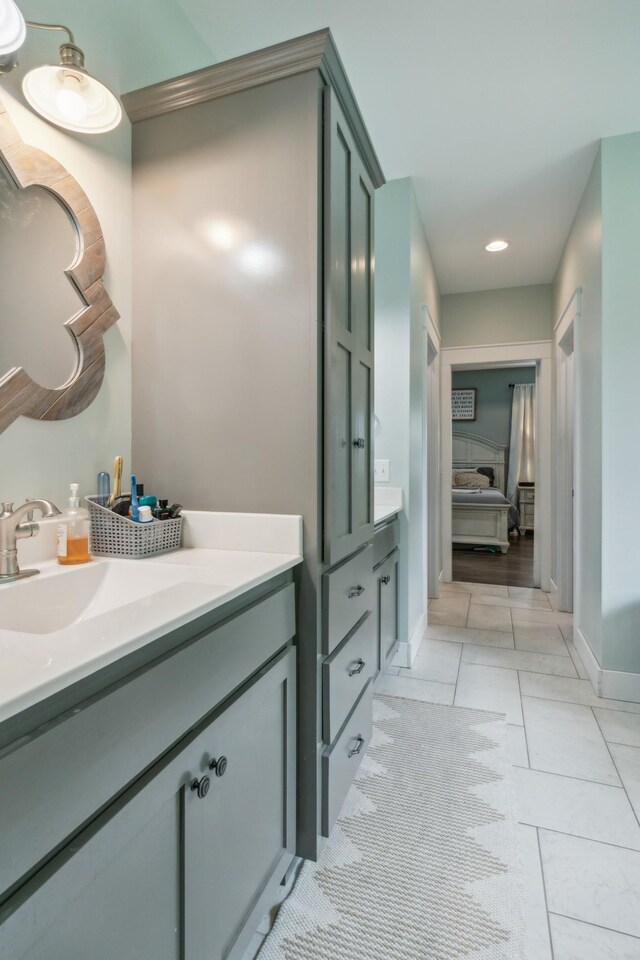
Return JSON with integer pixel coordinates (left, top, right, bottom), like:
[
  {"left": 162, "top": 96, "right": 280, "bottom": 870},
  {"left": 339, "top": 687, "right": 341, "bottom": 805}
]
[{"left": 260, "top": 694, "right": 526, "bottom": 960}]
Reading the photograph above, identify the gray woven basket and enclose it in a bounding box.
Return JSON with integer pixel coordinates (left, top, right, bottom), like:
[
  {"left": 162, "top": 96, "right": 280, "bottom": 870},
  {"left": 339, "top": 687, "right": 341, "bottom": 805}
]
[{"left": 86, "top": 496, "right": 183, "bottom": 559}]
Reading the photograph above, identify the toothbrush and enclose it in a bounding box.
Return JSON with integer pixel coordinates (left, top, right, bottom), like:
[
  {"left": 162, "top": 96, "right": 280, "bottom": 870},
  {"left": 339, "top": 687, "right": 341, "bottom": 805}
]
[
  {"left": 130, "top": 474, "right": 140, "bottom": 522},
  {"left": 108, "top": 456, "right": 123, "bottom": 507}
]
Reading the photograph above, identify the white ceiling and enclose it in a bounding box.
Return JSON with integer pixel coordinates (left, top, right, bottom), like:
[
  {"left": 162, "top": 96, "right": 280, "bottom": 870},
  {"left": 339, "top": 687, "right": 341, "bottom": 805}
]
[{"left": 177, "top": 0, "right": 640, "bottom": 294}]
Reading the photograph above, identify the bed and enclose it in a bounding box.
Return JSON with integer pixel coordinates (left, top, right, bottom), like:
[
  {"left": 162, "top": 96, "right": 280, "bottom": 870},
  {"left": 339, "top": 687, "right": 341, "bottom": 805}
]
[{"left": 451, "top": 433, "right": 519, "bottom": 553}]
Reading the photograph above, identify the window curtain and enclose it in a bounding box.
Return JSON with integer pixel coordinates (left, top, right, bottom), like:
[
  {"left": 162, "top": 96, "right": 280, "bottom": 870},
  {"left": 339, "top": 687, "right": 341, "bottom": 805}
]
[{"left": 507, "top": 383, "right": 536, "bottom": 504}]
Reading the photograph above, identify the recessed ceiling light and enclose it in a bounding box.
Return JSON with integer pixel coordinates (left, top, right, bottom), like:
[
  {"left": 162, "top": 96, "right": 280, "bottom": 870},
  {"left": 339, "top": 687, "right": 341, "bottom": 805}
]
[{"left": 485, "top": 239, "right": 509, "bottom": 253}]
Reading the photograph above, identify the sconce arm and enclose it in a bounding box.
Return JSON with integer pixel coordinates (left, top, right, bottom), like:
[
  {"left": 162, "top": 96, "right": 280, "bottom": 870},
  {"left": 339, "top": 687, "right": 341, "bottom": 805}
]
[{"left": 25, "top": 21, "right": 75, "bottom": 45}]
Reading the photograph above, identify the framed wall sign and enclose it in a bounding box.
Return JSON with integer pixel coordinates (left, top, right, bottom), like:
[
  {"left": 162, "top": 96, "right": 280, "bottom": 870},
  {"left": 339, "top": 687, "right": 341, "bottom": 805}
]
[{"left": 452, "top": 388, "right": 476, "bottom": 421}]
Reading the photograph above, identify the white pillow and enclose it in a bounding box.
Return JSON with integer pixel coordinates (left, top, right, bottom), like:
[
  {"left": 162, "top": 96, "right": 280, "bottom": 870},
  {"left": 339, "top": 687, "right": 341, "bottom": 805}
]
[{"left": 454, "top": 471, "right": 490, "bottom": 489}]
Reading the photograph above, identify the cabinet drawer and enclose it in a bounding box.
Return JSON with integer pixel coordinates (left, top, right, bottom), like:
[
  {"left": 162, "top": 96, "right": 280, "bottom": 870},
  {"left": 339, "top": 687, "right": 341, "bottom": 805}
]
[
  {"left": 0, "top": 583, "right": 295, "bottom": 901},
  {"left": 519, "top": 488, "right": 535, "bottom": 503},
  {"left": 322, "top": 612, "right": 375, "bottom": 744},
  {"left": 378, "top": 548, "right": 399, "bottom": 666},
  {"left": 373, "top": 517, "right": 399, "bottom": 566},
  {"left": 322, "top": 681, "right": 373, "bottom": 836},
  {"left": 323, "top": 544, "right": 373, "bottom": 654}
]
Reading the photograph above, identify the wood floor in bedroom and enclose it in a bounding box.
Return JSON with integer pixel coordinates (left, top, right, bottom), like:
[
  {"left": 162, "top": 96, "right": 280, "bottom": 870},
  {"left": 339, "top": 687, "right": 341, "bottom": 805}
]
[{"left": 452, "top": 531, "right": 534, "bottom": 587}]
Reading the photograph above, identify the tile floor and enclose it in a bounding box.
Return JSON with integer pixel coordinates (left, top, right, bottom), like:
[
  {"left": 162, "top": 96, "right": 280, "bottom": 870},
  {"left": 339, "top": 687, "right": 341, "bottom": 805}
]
[{"left": 379, "top": 580, "right": 640, "bottom": 959}]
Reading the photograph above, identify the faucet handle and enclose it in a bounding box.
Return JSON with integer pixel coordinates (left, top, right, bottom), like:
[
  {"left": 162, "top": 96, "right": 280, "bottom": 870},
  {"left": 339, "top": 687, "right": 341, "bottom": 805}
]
[{"left": 1, "top": 501, "right": 14, "bottom": 515}]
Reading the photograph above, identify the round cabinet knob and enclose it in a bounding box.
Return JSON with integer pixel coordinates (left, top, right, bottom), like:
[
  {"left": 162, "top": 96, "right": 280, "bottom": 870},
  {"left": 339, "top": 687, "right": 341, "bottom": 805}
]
[
  {"left": 191, "top": 775, "right": 211, "bottom": 799},
  {"left": 209, "top": 755, "right": 228, "bottom": 778},
  {"left": 381, "top": 574, "right": 391, "bottom": 585},
  {"left": 352, "top": 437, "right": 366, "bottom": 449}
]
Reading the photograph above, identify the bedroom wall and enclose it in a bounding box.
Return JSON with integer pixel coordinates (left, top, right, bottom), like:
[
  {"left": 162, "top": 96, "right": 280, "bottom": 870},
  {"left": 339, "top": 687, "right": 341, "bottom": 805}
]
[
  {"left": 375, "top": 177, "right": 441, "bottom": 653},
  {"left": 0, "top": 0, "right": 214, "bottom": 508},
  {"left": 452, "top": 367, "right": 535, "bottom": 448},
  {"left": 552, "top": 149, "right": 603, "bottom": 665},
  {"left": 441, "top": 284, "right": 553, "bottom": 348}
]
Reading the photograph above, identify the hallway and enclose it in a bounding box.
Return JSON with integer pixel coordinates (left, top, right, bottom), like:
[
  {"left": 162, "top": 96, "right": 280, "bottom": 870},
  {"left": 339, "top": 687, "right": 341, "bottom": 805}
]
[{"left": 379, "top": 581, "right": 640, "bottom": 958}]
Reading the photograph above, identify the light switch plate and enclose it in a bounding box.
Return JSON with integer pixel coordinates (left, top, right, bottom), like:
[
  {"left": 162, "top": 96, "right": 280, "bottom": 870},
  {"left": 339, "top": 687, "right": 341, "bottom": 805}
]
[{"left": 374, "top": 459, "right": 390, "bottom": 482}]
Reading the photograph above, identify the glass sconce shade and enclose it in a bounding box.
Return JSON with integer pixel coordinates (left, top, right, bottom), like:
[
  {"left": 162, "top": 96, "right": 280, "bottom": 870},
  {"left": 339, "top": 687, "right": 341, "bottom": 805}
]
[
  {"left": 22, "top": 44, "right": 121, "bottom": 134},
  {"left": 0, "top": 0, "right": 26, "bottom": 56}
]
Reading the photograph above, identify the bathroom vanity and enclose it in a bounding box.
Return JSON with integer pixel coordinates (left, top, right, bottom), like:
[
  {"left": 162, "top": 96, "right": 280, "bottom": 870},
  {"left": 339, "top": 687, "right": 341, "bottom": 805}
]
[{"left": 0, "top": 512, "right": 302, "bottom": 960}]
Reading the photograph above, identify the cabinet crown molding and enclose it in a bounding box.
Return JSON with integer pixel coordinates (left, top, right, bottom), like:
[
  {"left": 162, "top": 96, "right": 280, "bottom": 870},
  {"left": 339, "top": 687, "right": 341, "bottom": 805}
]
[{"left": 122, "top": 28, "right": 385, "bottom": 188}]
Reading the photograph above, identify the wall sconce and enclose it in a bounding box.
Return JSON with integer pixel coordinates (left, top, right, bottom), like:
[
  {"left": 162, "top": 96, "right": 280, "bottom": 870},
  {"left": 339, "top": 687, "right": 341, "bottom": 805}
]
[
  {"left": 0, "top": 0, "right": 25, "bottom": 57},
  {"left": 0, "top": 3, "right": 121, "bottom": 134}
]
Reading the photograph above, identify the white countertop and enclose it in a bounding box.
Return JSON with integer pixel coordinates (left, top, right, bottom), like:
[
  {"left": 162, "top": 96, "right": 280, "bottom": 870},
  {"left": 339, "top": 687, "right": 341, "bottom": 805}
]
[
  {"left": 0, "top": 511, "right": 303, "bottom": 726},
  {"left": 374, "top": 486, "right": 403, "bottom": 526}
]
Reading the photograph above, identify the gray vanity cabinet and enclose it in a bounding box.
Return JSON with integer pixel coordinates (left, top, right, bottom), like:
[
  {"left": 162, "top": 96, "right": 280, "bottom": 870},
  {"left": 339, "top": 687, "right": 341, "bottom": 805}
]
[
  {"left": 324, "top": 88, "right": 375, "bottom": 567},
  {"left": 2, "top": 650, "right": 296, "bottom": 960}
]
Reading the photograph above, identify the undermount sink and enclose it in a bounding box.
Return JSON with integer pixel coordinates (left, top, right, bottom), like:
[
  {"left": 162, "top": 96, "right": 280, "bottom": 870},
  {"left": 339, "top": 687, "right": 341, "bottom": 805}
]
[{"left": 0, "top": 560, "right": 191, "bottom": 635}]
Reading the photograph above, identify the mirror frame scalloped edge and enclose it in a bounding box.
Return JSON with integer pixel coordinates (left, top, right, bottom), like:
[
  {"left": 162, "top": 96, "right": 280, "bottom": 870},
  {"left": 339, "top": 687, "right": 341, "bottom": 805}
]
[{"left": 0, "top": 96, "right": 120, "bottom": 434}]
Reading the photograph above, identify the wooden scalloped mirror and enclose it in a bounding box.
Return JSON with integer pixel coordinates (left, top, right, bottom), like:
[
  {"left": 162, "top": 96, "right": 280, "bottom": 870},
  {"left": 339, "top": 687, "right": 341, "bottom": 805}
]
[{"left": 0, "top": 98, "right": 119, "bottom": 434}]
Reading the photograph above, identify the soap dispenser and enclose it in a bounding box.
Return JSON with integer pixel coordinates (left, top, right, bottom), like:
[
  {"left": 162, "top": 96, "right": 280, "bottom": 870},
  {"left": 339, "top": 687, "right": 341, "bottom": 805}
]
[{"left": 58, "top": 483, "right": 92, "bottom": 565}]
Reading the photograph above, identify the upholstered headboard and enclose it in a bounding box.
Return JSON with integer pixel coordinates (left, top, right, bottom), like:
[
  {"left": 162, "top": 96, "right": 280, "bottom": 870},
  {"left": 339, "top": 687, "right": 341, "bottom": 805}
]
[{"left": 452, "top": 432, "right": 507, "bottom": 493}]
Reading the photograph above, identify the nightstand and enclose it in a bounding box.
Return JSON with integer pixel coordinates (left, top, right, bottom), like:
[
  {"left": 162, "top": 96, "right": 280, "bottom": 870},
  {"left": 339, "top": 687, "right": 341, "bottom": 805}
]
[{"left": 518, "top": 484, "right": 535, "bottom": 533}]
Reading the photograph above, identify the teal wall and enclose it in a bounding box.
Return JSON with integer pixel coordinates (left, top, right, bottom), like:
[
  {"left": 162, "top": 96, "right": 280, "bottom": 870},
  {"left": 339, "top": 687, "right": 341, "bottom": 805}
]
[
  {"left": 375, "top": 177, "right": 441, "bottom": 649},
  {"left": 452, "top": 367, "right": 535, "bottom": 448},
  {"left": 600, "top": 132, "right": 640, "bottom": 672},
  {"left": 553, "top": 148, "right": 603, "bottom": 667}
]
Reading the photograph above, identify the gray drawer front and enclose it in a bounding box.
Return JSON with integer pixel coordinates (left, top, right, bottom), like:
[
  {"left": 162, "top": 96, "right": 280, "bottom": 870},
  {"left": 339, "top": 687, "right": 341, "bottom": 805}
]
[
  {"left": 373, "top": 517, "right": 399, "bottom": 566},
  {"left": 322, "top": 612, "right": 375, "bottom": 744},
  {"left": 0, "top": 583, "right": 295, "bottom": 900},
  {"left": 322, "top": 681, "right": 373, "bottom": 836},
  {"left": 323, "top": 544, "right": 373, "bottom": 654},
  {"left": 378, "top": 548, "right": 399, "bottom": 665}
]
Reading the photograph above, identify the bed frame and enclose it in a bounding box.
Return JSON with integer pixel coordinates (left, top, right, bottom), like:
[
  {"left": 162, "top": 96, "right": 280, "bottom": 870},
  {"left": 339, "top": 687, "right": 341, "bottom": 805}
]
[{"left": 452, "top": 432, "right": 511, "bottom": 553}]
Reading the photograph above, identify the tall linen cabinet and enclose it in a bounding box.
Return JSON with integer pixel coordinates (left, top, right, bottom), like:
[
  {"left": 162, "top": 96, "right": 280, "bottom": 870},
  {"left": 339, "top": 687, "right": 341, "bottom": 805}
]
[{"left": 124, "top": 30, "right": 384, "bottom": 859}]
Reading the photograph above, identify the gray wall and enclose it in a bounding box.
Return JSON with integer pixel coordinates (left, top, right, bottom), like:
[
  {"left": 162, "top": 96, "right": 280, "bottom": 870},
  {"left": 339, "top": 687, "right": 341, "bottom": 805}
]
[
  {"left": 375, "top": 177, "right": 440, "bottom": 647},
  {"left": 452, "top": 367, "right": 535, "bottom": 448},
  {"left": 442, "top": 284, "right": 553, "bottom": 347}
]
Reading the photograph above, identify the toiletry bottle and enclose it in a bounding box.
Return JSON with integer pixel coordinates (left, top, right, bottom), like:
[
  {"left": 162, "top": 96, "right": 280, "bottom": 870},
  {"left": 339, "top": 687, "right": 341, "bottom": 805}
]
[
  {"left": 58, "top": 484, "right": 92, "bottom": 565},
  {"left": 130, "top": 475, "right": 140, "bottom": 522}
]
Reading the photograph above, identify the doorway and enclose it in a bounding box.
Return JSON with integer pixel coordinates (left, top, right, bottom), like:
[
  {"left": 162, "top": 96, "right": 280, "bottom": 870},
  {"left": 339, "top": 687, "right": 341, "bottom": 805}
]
[
  {"left": 440, "top": 341, "right": 553, "bottom": 592},
  {"left": 423, "top": 305, "right": 441, "bottom": 600},
  {"left": 554, "top": 289, "right": 579, "bottom": 613},
  {"left": 449, "top": 364, "right": 536, "bottom": 587}
]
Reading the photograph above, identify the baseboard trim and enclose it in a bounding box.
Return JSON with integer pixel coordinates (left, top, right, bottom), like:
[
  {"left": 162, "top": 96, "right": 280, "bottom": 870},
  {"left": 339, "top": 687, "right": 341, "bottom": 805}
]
[
  {"left": 601, "top": 668, "right": 640, "bottom": 704},
  {"left": 573, "top": 626, "right": 601, "bottom": 694},
  {"left": 392, "top": 609, "right": 427, "bottom": 668}
]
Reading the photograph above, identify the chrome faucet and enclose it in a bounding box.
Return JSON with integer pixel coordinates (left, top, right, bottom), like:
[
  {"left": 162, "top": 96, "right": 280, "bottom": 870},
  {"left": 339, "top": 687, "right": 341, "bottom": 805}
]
[{"left": 0, "top": 499, "right": 61, "bottom": 583}]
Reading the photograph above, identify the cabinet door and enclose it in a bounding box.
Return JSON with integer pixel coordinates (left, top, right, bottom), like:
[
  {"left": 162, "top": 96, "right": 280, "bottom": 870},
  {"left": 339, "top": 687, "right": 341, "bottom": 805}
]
[
  {"left": 2, "top": 737, "right": 188, "bottom": 960},
  {"left": 378, "top": 548, "right": 399, "bottom": 666},
  {"left": 2, "top": 650, "right": 296, "bottom": 960},
  {"left": 184, "top": 648, "right": 296, "bottom": 960},
  {"left": 324, "top": 87, "right": 375, "bottom": 565}
]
